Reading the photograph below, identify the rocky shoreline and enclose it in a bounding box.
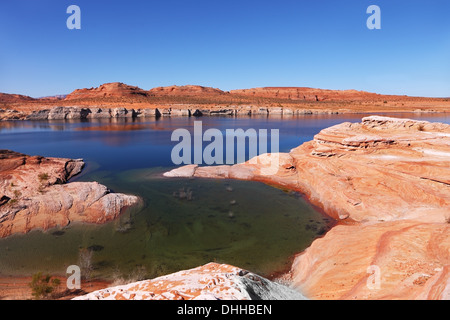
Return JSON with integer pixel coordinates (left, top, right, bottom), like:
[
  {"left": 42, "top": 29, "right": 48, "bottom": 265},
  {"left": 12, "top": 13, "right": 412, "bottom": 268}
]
[
  {"left": 163, "top": 116, "right": 450, "bottom": 300},
  {"left": 2, "top": 105, "right": 447, "bottom": 122},
  {"left": 0, "top": 105, "right": 345, "bottom": 121},
  {"left": 0, "top": 150, "right": 140, "bottom": 238},
  {"left": 2, "top": 83, "right": 449, "bottom": 121}
]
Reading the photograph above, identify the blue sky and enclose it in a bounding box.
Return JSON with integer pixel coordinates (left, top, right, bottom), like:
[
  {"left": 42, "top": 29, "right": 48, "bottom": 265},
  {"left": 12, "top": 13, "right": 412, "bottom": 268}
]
[{"left": 0, "top": 0, "right": 449, "bottom": 97}]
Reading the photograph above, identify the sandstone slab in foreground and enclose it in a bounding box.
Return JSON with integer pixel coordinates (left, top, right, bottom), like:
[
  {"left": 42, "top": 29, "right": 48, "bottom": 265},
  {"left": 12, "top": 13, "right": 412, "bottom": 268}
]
[
  {"left": 0, "top": 150, "right": 140, "bottom": 237},
  {"left": 164, "top": 116, "right": 450, "bottom": 300},
  {"left": 74, "top": 263, "right": 306, "bottom": 300}
]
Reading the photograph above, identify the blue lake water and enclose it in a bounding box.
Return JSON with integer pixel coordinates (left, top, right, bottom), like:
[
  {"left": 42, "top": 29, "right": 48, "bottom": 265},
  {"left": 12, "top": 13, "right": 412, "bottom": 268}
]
[{"left": 0, "top": 113, "right": 449, "bottom": 281}]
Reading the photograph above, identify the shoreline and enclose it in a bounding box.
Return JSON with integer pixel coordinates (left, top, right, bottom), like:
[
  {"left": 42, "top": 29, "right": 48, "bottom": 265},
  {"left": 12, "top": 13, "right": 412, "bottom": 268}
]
[
  {"left": 1, "top": 104, "right": 450, "bottom": 122},
  {"left": 163, "top": 115, "right": 450, "bottom": 299}
]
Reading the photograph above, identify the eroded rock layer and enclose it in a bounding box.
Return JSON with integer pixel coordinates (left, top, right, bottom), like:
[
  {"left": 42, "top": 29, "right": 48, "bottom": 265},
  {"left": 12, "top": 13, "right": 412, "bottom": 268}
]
[
  {"left": 0, "top": 150, "right": 140, "bottom": 237},
  {"left": 2, "top": 83, "right": 449, "bottom": 120}
]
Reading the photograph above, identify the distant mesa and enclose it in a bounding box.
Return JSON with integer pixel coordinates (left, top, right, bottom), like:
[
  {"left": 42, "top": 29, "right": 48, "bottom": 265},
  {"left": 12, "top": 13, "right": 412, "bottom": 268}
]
[
  {"left": 0, "top": 93, "right": 67, "bottom": 104},
  {"left": 229, "top": 87, "right": 381, "bottom": 102},
  {"left": 38, "top": 94, "right": 67, "bottom": 100},
  {"left": 0, "top": 82, "right": 440, "bottom": 103},
  {"left": 1, "top": 82, "right": 449, "bottom": 118},
  {"left": 148, "top": 85, "right": 227, "bottom": 97},
  {"left": 0, "top": 93, "right": 36, "bottom": 104},
  {"left": 65, "top": 82, "right": 149, "bottom": 100},
  {"left": 61, "top": 83, "right": 388, "bottom": 102},
  {"left": 64, "top": 83, "right": 229, "bottom": 101}
]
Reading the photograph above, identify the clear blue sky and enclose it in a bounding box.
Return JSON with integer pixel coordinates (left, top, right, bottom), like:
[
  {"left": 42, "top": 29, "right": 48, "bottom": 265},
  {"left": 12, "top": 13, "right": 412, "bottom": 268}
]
[{"left": 0, "top": 0, "right": 449, "bottom": 97}]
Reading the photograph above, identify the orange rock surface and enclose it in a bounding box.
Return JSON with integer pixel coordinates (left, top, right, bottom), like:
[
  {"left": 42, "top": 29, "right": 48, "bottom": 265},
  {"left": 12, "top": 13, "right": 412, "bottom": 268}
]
[
  {"left": 229, "top": 87, "right": 381, "bottom": 102},
  {"left": 0, "top": 150, "right": 140, "bottom": 238},
  {"left": 149, "top": 85, "right": 227, "bottom": 97},
  {"left": 291, "top": 221, "right": 449, "bottom": 300},
  {"left": 164, "top": 116, "right": 450, "bottom": 300},
  {"left": 2, "top": 83, "right": 449, "bottom": 117},
  {"left": 74, "top": 263, "right": 306, "bottom": 300},
  {"left": 65, "top": 82, "right": 149, "bottom": 100},
  {"left": 0, "top": 93, "right": 36, "bottom": 104}
]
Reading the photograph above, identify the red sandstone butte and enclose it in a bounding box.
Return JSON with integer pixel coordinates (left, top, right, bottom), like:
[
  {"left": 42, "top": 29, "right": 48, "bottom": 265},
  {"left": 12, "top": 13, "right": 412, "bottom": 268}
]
[{"left": 65, "top": 82, "right": 149, "bottom": 100}]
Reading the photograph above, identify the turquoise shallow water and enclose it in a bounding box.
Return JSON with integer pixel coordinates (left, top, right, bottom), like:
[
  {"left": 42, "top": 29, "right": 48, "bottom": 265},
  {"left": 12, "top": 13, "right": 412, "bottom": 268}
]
[{"left": 0, "top": 167, "right": 333, "bottom": 280}]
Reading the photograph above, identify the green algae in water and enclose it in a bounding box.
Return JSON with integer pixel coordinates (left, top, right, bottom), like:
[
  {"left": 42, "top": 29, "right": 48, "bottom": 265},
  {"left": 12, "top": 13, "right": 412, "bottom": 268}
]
[{"left": 0, "top": 168, "right": 333, "bottom": 280}]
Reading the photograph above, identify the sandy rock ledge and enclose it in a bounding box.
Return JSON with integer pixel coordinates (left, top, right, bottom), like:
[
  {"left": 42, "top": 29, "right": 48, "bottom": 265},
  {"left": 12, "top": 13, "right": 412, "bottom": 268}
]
[{"left": 0, "top": 150, "right": 140, "bottom": 237}]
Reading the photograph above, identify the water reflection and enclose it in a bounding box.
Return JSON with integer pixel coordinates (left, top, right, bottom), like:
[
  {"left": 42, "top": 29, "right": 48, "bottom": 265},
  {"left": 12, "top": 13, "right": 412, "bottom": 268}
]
[{"left": 0, "top": 112, "right": 449, "bottom": 280}]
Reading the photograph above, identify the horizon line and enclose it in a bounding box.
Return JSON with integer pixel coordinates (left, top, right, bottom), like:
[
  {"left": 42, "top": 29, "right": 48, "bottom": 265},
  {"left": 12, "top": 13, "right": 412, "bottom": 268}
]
[{"left": 2, "top": 82, "right": 450, "bottom": 100}]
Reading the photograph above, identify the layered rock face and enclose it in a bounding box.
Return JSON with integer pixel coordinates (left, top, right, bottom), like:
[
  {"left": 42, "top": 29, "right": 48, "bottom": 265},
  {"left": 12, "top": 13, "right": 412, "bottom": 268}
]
[
  {"left": 164, "top": 116, "right": 450, "bottom": 300},
  {"left": 0, "top": 150, "right": 140, "bottom": 238},
  {"left": 291, "top": 221, "right": 449, "bottom": 300},
  {"left": 26, "top": 106, "right": 138, "bottom": 120},
  {"left": 148, "top": 85, "right": 226, "bottom": 97},
  {"left": 23, "top": 105, "right": 338, "bottom": 121},
  {"left": 74, "top": 263, "right": 306, "bottom": 300},
  {"left": 65, "top": 82, "right": 148, "bottom": 100},
  {"left": 0, "top": 109, "right": 26, "bottom": 120},
  {"left": 229, "top": 87, "right": 381, "bottom": 102},
  {"left": 4, "top": 83, "right": 449, "bottom": 121},
  {"left": 0, "top": 93, "right": 35, "bottom": 104}
]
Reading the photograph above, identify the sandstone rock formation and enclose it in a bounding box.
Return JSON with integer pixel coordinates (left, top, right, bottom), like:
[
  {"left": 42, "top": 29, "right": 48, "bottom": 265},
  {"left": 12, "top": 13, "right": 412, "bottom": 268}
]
[
  {"left": 2, "top": 83, "right": 449, "bottom": 119},
  {"left": 22, "top": 105, "right": 340, "bottom": 121},
  {"left": 65, "top": 82, "right": 148, "bottom": 100},
  {"left": 291, "top": 220, "right": 449, "bottom": 300},
  {"left": 229, "top": 87, "right": 381, "bottom": 102},
  {"left": 163, "top": 116, "right": 450, "bottom": 300},
  {"left": 0, "top": 150, "right": 140, "bottom": 238},
  {"left": 148, "top": 85, "right": 226, "bottom": 97},
  {"left": 0, "top": 109, "right": 25, "bottom": 120},
  {"left": 74, "top": 263, "right": 306, "bottom": 300},
  {"left": 0, "top": 93, "right": 35, "bottom": 104}
]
